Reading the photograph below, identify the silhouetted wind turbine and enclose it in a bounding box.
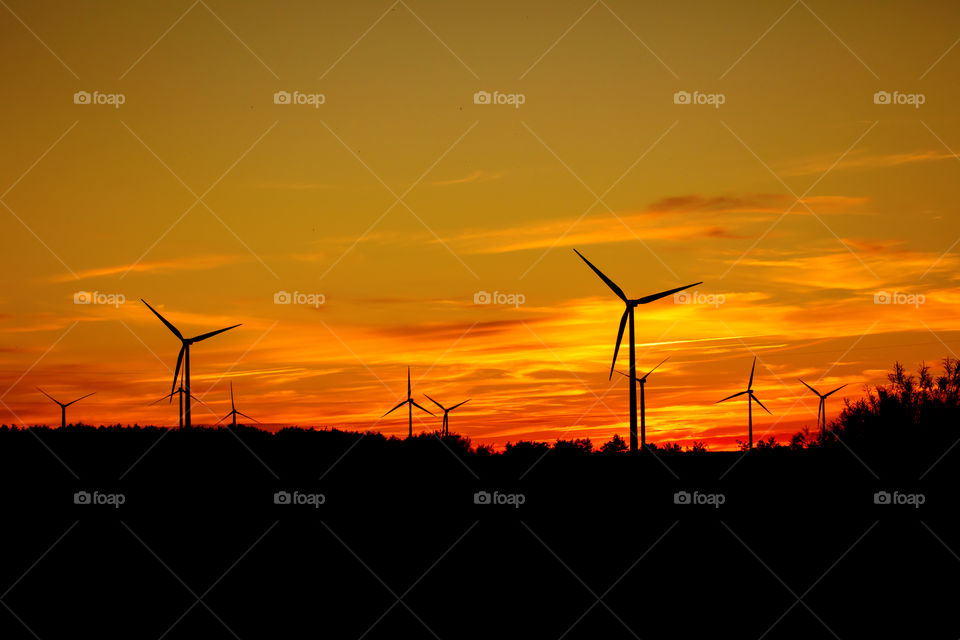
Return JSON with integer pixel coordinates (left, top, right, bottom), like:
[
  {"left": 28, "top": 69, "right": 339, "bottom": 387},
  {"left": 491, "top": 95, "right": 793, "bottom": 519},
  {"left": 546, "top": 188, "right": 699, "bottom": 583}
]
[
  {"left": 215, "top": 382, "right": 259, "bottom": 428},
  {"left": 616, "top": 357, "right": 668, "bottom": 449},
  {"left": 799, "top": 379, "right": 847, "bottom": 438},
  {"left": 149, "top": 383, "right": 210, "bottom": 430},
  {"left": 36, "top": 388, "right": 95, "bottom": 428},
  {"left": 574, "top": 249, "right": 701, "bottom": 453},
  {"left": 715, "top": 357, "right": 770, "bottom": 449},
  {"left": 424, "top": 394, "right": 470, "bottom": 436},
  {"left": 383, "top": 366, "right": 434, "bottom": 438},
  {"left": 141, "top": 299, "right": 240, "bottom": 429}
]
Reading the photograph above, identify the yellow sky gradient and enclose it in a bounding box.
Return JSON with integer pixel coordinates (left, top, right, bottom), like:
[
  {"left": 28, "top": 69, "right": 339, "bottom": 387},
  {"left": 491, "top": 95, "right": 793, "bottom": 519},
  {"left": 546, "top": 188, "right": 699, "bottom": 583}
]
[{"left": 2, "top": 0, "right": 960, "bottom": 448}]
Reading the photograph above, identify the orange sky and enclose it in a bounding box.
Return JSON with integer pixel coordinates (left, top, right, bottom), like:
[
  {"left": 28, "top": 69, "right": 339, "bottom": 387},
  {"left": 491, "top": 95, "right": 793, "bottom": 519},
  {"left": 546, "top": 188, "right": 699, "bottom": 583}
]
[{"left": 2, "top": 0, "right": 960, "bottom": 449}]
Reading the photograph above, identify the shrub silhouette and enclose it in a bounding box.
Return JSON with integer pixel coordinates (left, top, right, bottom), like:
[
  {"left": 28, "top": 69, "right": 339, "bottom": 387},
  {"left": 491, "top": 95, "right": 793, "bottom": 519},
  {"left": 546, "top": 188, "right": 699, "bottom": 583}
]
[{"left": 790, "top": 357, "right": 960, "bottom": 451}]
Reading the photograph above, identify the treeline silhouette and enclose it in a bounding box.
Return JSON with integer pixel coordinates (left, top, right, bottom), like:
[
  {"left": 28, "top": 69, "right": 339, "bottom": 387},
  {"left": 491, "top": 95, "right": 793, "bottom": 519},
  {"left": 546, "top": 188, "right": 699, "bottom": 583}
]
[
  {"left": 6, "top": 358, "right": 959, "bottom": 456},
  {"left": 1, "top": 361, "right": 957, "bottom": 639}
]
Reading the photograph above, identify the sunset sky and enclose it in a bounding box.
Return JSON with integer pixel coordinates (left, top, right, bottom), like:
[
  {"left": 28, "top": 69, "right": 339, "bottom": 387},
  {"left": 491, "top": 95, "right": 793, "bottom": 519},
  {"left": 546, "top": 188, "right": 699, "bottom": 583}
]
[{"left": 2, "top": 0, "right": 960, "bottom": 449}]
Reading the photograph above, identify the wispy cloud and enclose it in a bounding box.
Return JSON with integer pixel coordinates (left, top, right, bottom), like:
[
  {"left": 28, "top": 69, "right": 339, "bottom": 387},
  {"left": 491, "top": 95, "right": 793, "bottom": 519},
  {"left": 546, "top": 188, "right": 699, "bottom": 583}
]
[
  {"left": 255, "top": 182, "right": 337, "bottom": 190},
  {"left": 785, "top": 149, "right": 959, "bottom": 176},
  {"left": 429, "top": 169, "right": 503, "bottom": 186},
  {"left": 51, "top": 255, "right": 249, "bottom": 282},
  {"left": 451, "top": 192, "right": 869, "bottom": 254}
]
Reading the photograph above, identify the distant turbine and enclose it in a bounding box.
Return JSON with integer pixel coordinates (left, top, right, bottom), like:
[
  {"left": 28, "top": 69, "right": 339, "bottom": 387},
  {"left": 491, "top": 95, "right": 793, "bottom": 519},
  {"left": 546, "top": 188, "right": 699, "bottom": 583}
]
[
  {"left": 141, "top": 299, "right": 240, "bottom": 429},
  {"left": 424, "top": 394, "right": 470, "bottom": 436},
  {"left": 616, "top": 357, "right": 668, "bottom": 449},
  {"left": 574, "top": 249, "right": 701, "bottom": 453},
  {"left": 715, "top": 357, "right": 771, "bottom": 449},
  {"left": 383, "top": 366, "right": 434, "bottom": 438},
  {"left": 799, "top": 379, "right": 847, "bottom": 438},
  {"left": 36, "top": 388, "right": 95, "bottom": 428},
  {"left": 215, "top": 382, "right": 259, "bottom": 428},
  {"left": 150, "top": 383, "right": 210, "bottom": 430}
]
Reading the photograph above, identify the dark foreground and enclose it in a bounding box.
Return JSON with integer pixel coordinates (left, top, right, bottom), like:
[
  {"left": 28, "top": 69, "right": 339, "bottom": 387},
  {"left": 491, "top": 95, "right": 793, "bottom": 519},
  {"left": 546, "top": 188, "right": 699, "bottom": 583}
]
[{"left": 0, "top": 426, "right": 956, "bottom": 639}]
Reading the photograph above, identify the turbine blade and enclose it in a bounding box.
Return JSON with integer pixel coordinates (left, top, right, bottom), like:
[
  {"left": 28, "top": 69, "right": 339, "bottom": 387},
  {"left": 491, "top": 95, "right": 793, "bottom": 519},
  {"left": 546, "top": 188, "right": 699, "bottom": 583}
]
[
  {"left": 230, "top": 381, "right": 236, "bottom": 411},
  {"left": 411, "top": 400, "right": 435, "bottom": 416},
  {"left": 751, "top": 393, "right": 772, "bottom": 414},
  {"left": 172, "top": 346, "right": 185, "bottom": 397},
  {"left": 64, "top": 392, "right": 95, "bottom": 407},
  {"left": 449, "top": 399, "right": 470, "bottom": 410},
  {"left": 214, "top": 412, "right": 231, "bottom": 426},
  {"left": 573, "top": 249, "right": 627, "bottom": 302},
  {"left": 424, "top": 394, "right": 445, "bottom": 411},
  {"left": 824, "top": 384, "right": 848, "bottom": 397},
  {"left": 407, "top": 366, "right": 411, "bottom": 399},
  {"left": 149, "top": 392, "right": 176, "bottom": 406},
  {"left": 141, "top": 299, "right": 183, "bottom": 340},
  {"left": 817, "top": 398, "right": 822, "bottom": 423},
  {"left": 191, "top": 324, "right": 241, "bottom": 343},
  {"left": 383, "top": 399, "right": 408, "bottom": 417},
  {"left": 642, "top": 356, "right": 669, "bottom": 380},
  {"left": 237, "top": 411, "right": 260, "bottom": 424},
  {"left": 36, "top": 387, "right": 59, "bottom": 405},
  {"left": 715, "top": 390, "right": 748, "bottom": 404},
  {"left": 634, "top": 282, "right": 703, "bottom": 305},
  {"left": 798, "top": 379, "right": 820, "bottom": 397},
  {"left": 748, "top": 357, "right": 757, "bottom": 389},
  {"left": 610, "top": 308, "right": 628, "bottom": 380},
  {"left": 188, "top": 393, "right": 211, "bottom": 410}
]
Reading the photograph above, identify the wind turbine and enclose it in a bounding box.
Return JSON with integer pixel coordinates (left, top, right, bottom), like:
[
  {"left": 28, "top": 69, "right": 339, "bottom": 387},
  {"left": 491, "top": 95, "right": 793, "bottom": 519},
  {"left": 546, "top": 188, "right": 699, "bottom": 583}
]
[
  {"left": 424, "top": 395, "right": 470, "bottom": 436},
  {"left": 215, "top": 382, "right": 259, "bottom": 428},
  {"left": 141, "top": 299, "right": 240, "bottom": 429},
  {"left": 615, "top": 357, "right": 668, "bottom": 449},
  {"left": 36, "top": 388, "right": 95, "bottom": 428},
  {"left": 799, "top": 379, "right": 847, "bottom": 438},
  {"left": 715, "top": 357, "right": 770, "bottom": 449},
  {"left": 149, "top": 383, "right": 210, "bottom": 430},
  {"left": 574, "top": 249, "right": 701, "bottom": 453},
  {"left": 383, "top": 366, "right": 434, "bottom": 438}
]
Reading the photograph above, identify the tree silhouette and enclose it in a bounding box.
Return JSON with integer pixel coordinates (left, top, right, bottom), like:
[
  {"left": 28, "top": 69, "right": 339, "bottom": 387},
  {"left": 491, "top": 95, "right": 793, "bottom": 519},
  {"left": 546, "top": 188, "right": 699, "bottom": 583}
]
[{"left": 599, "top": 434, "right": 627, "bottom": 455}]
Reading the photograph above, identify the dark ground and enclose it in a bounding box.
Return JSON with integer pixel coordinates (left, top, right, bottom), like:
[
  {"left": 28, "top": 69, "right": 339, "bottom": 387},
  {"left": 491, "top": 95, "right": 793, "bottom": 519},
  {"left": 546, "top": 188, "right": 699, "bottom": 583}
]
[{"left": 0, "top": 425, "right": 956, "bottom": 639}]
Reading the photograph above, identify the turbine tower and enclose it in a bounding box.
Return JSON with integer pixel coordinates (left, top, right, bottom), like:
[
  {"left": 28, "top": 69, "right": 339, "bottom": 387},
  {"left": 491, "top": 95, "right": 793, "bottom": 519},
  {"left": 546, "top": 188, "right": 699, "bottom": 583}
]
[
  {"left": 424, "top": 395, "right": 470, "bottom": 436},
  {"left": 150, "top": 383, "right": 210, "bottom": 430},
  {"left": 36, "top": 388, "right": 95, "bottom": 428},
  {"left": 383, "top": 366, "right": 434, "bottom": 438},
  {"left": 799, "top": 379, "right": 847, "bottom": 438},
  {"left": 574, "top": 249, "right": 701, "bottom": 453},
  {"left": 616, "top": 357, "right": 668, "bottom": 449},
  {"left": 141, "top": 299, "right": 240, "bottom": 429},
  {"left": 215, "top": 382, "right": 259, "bottom": 428},
  {"left": 715, "top": 357, "right": 770, "bottom": 449}
]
